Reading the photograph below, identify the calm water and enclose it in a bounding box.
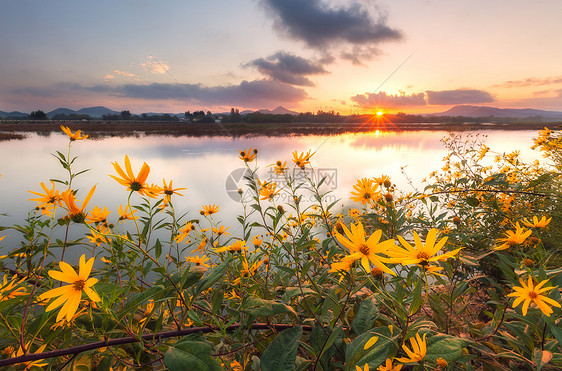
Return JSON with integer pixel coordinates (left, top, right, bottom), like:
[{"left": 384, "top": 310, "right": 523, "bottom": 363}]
[{"left": 0, "top": 129, "right": 541, "bottom": 256}]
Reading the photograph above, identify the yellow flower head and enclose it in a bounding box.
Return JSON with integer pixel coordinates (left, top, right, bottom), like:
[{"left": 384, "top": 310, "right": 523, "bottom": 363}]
[
  {"left": 162, "top": 178, "right": 186, "bottom": 203},
  {"left": 28, "top": 181, "right": 63, "bottom": 209},
  {"left": 390, "top": 229, "right": 462, "bottom": 268},
  {"left": 259, "top": 181, "right": 280, "bottom": 201},
  {"left": 61, "top": 186, "right": 97, "bottom": 223},
  {"left": 212, "top": 225, "right": 231, "bottom": 237},
  {"left": 39, "top": 255, "right": 101, "bottom": 322},
  {"left": 239, "top": 148, "right": 257, "bottom": 162},
  {"left": 251, "top": 235, "right": 263, "bottom": 247},
  {"left": 186, "top": 255, "right": 210, "bottom": 268},
  {"left": 109, "top": 155, "right": 152, "bottom": 196},
  {"left": 495, "top": 222, "right": 532, "bottom": 250},
  {"left": 507, "top": 276, "right": 561, "bottom": 316},
  {"left": 395, "top": 333, "right": 427, "bottom": 364},
  {"left": 201, "top": 204, "right": 220, "bottom": 216},
  {"left": 117, "top": 204, "right": 136, "bottom": 222},
  {"left": 523, "top": 216, "right": 552, "bottom": 229},
  {"left": 269, "top": 160, "right": 288, "bottom": 175},
  {"left": 335, "top": 222, "right": 396, "bottom": 275},
  {"left": 350, "top": 178, "right": 380, "bottom": 205},
  {"left": 216, "top": 240, "right": 248, "bottom": 253},
  {"left": 175, "top": 222, "right": 196, "bottom": 243},
  {"left": 292, "top": 149, "right": 314, "bottom": 169},
  {"left": 377, "top": 358, "right": 403, "bottom": 371},
  {"left": 86, "top": 205, "right": 111, "bottom": 224},
  {"left": 0, "top": 275, "right": 27, "bottom": 301},
  {"left": 60, "top": 125, "right": 89, "bottom": 141}
]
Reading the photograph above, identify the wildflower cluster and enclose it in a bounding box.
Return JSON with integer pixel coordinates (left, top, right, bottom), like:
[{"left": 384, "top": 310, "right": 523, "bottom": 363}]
[{"left": 0, "top": 126, "right": 561, "bottom": 370}]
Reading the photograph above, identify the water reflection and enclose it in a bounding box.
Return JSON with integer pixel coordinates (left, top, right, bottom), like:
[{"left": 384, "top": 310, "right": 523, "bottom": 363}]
[{"left": 0, "top": 130, "right": 540, "bottom": 258}]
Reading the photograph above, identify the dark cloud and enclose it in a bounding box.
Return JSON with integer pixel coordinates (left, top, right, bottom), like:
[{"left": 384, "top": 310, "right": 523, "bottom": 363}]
[
  {"left": 493, "top": 76, "right": 562, "bottom": 88},
  {"left": 426, "top": 89, "right": 494, "bottom": 105},
  {"left": 260, "top": 0, "right": 402, "bottom": 56},
  {"left": 350, "top": 91, "right": 427, "bottom": 108},
  {"left": 245, "top": 52, "right": 328, "bottom": 86},
  {"left": 11, "top": 80, "right": 308, "bottom": 107}
]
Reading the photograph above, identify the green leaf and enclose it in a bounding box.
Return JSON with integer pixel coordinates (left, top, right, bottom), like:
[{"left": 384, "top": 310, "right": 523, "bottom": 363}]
[
  {"left": 193, "top": 255, "right": 232, "bottom": 297},
  {"left": 309, "top": 325, "right": 343, "bottom": 368},
  {"left": 465, "top": 196, "right": 480, "bottom": 207},
  {"left": 410, "top": 278, "right": 423, "bottom": 315},
  {"left": 116, "top": 285, "right": 164, "bottom": 322},
  {"left": 345, "top": 327, "right": 397, "bottom": 371},
  {"left": 352, "top": 298, "right": 379, "bottom": 335},
  {"left": 242, "top": 296, "right": 297, "bottom": 317},
  {"left": 164, "top": 340, "right": 221, "bottom": 371},
  {"left": 425, "top": 332, "right": 466, "bottom": 365},
  {"left": 535, "top": 349, "right": 553, "bottom": 371},
  {"left": 261, "top": 326, "right": 302, "bottom": 371}
]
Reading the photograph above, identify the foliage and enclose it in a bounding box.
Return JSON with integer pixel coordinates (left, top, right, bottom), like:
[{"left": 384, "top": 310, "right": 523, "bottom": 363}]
[{"left": 0, "top": 127, "right": 561, "bottom": 370}]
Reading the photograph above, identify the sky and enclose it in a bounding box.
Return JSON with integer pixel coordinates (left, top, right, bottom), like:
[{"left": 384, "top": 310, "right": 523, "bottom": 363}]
[{"left": 1, "top": 0, "right": 562, "bottom": 115}]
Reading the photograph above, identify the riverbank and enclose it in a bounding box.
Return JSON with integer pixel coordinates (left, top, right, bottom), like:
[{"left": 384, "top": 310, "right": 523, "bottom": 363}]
[{"left": 0, "top": 120, "right": 560, "bottom": 140}]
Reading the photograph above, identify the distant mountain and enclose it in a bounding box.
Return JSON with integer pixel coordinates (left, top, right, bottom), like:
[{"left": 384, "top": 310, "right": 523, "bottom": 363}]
[
  {"left": 260, "top": 106, "right": 299, "bottom": 115},
  {"left": 0, "top": 110, "right": 28, "bottom": 118},
  {"left": 432, "top": 105, "right": 562, "bottom": 119},
  {"left": 76, "top": 106, "right": 120, "bottom": 117},
  {"left": 47, "top": 108, "right": 76, "bottom": 118}
]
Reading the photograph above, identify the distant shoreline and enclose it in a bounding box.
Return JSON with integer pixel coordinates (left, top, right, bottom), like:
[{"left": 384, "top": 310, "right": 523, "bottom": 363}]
[{"left": 0, "top": 121, "right": 560, "bottom": 141}]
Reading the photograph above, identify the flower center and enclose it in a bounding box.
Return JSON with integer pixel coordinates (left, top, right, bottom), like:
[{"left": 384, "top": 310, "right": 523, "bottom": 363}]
[
  {"left": 358, "top": 243, "right": 370, "bottom": 256},
  {"left": 130, "top": 181, "right": 143, "bottom": 192},
  {"left": 417, "top": 251, "right": 430, "bottom": 261},
  {"left": 74, "top": 279, "right": 85, "bottom": 291},
  {"left": 364, "top": 193, "right": 371, "bottom": 200},
  {"left": 528, "top": 291, "right": 538, "bottom": 299}
]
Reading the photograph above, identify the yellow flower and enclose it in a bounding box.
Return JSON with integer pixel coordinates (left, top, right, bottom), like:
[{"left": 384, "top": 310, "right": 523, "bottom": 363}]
[
  {"left": 252, "top": 235, "right": 263, "bottom": 247},
  {"left": 11, "top": 343, "right": 48, "bottom": 369},
  {"left": 436, "top": 357, "right": 448, "bottom": 369},
  {"left": 495, "top": 222, "right": 532, "bottom": 250},
  {"left": 175, "top": 222, "right": 196, "bottom": 243},
  {"left": 377, "top": 359, "right": 403, "bottom": 371},
  {"left": 60, "top": 125, "right": 89, "bottom": 140},
  {"left": 186, "top": 255, "right": 210, "bottom": 268},
  {"left": 162, "top": 178, "right": 186, "bottom": 203},
  {"left": 28, "top": 181, "right": 63, "bottom": 208},
  {"left": 239, "top": 148, "right": 258, "bottom": 162},
  {"left": 0, "top": 275, "right": 27, "bottom": 301},
  {"left": 216, "top": 240, "right": 248, "bottom": 253},
  {"left": 259, "top": 181, "right": 280, "bottom": 201},
  {"left": 117, "top": 204, "right": 136, "bottom": 221},
  {"left": 350, "top": 178, "right": 380, "bottom": 205},
  {"left": 39, "top": 255, "right": 101, "bottom": 322},
  {"left": 86, "top": 225, "right": 109, "bottom": 246},
  {"left": 335, "top": 222, "right": 396, "bottom": 275},
  {"left": 61, "top": 185, "right": 96, "bottom": 223},
  {"left": 374, "top": 174, "right": 391, "bottom": 188},
  {"left": 86, "top": 205, "right": 111, "bottom": 224},
  {"left": 523, "top": 216, "right": 552, "bottom": 228},
  {"left": 389, "top": 229, "right": 462, "bottom": 268},
  {"left": 356, "top": 364, "right": 369, "bottom": 371},
  {"left": 507, "top": 276, "right": 561, "bottom": 316},
  {"left": 292, "top": 149, "right": 313, "bottom": 169},
  {"left": 212, "top": 225, "right": 231, "bottom": 237},
  {"left": 201, "top": 204, "right": 220, "bottom": 216},
  {"left": 269, "top": 160, "right": 287, "bottom": 174},
  {"left": 395, "top": 333, "right": 427, "bottom": 364},
  {"left": 109, "top": 155, "right": 152, "bottom": 196}
]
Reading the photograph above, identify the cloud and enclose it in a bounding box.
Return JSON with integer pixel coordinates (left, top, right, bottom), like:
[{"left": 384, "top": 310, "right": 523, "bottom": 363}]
[
  {"left": 260, "top": 0, "right": 402, "bottom": 60},
  {"left": 113, "top": 70, "right": 137, "bottom": 78},
  {"left": 140, "top": 57, "right": 170, "bottom": 74},
  {"left": 350, "top": 91, "right": 427, "bottom": 108},
  {"left": 245, "top": 52, "right": 328, "bottom": 86},
  {"left": 493, "top": 76, "right": 562, "bottom": 88},
  {"left": 426, "top": 89, "right": 494, "bottom": 105},
  {"left": 10, "top": 80, "right": 308, "bottom": 108}
]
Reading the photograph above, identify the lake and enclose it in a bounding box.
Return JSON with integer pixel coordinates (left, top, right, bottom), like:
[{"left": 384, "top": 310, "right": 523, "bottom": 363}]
[{"left": 0, "top": 128, "right": 543, "bottom": 257}]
